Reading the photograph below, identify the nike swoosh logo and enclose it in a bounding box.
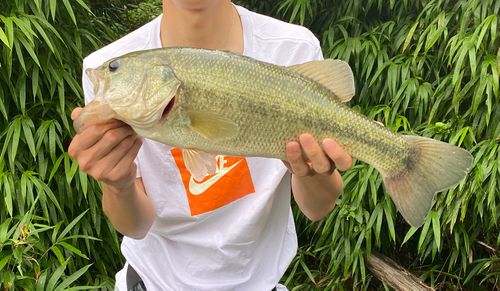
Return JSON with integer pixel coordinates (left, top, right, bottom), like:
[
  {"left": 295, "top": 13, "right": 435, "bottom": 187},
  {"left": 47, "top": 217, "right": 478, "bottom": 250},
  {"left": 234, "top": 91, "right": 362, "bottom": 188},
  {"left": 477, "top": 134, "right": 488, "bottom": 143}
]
[{"left": 189, "top": 159, "right": 243, "bottom": 195}]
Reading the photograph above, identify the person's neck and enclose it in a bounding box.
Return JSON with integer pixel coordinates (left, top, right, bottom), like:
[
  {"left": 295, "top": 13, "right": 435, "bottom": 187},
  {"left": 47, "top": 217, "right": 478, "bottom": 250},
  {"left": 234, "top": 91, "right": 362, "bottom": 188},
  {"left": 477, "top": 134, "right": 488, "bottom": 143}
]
[{"left": 161, "top": 0, "right": 243, "bottom": 53}]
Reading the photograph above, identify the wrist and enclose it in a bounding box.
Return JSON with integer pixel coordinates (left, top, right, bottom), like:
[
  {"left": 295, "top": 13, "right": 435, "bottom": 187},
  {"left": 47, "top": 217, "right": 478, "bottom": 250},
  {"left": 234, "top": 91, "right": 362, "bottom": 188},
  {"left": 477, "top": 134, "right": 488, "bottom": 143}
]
[{"left": 103, "top": 179, "right": 137, "bottom": 197}]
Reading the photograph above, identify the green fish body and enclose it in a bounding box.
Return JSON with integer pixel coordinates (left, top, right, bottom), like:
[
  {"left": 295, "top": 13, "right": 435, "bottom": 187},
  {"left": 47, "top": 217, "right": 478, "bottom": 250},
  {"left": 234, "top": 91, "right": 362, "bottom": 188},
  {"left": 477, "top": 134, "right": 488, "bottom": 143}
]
[{"left": 74, "top": 47, "right": 473, "bottom": 227}]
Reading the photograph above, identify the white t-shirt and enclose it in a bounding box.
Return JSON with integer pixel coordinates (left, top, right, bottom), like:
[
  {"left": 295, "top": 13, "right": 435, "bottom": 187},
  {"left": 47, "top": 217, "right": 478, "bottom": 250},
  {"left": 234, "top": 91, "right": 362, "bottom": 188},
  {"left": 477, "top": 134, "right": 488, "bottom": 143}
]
[{"left": 82, "top": 5, "right": 323, "bottom": 291}]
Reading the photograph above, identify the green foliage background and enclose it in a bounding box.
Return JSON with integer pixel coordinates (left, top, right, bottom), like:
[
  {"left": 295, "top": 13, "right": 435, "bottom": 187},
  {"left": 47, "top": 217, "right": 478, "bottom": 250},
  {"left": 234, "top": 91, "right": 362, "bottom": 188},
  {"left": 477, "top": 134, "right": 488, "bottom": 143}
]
[{"left": 0, "top": 0, "right": 498, "bottom": 290}]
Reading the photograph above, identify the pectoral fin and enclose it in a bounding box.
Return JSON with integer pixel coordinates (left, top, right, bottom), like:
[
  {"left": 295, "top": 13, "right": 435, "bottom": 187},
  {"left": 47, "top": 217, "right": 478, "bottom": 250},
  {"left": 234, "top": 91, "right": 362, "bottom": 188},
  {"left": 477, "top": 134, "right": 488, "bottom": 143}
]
[
  {"left": 287, "top": 59, "right": 355, "bottom": 102},
  {"left": 182, "top": 148, "right": 217, "bottom": 181},
  {"left": 186, "top": 110, "right": 239, "bottom": 140}
]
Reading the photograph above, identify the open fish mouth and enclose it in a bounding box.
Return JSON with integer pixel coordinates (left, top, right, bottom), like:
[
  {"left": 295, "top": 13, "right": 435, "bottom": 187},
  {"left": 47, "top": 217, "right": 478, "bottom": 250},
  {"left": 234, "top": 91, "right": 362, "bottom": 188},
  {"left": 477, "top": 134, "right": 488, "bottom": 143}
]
[{"left": 160, "top": 96, "right": 175, "bottom": 122}]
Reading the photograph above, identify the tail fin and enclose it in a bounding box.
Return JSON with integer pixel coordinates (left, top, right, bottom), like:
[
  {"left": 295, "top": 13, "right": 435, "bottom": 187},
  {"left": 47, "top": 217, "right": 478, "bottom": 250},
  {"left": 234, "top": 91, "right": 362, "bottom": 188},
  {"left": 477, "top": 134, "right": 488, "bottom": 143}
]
[{"left": 383, "top": 136, "right": 473, "bottom": 228}]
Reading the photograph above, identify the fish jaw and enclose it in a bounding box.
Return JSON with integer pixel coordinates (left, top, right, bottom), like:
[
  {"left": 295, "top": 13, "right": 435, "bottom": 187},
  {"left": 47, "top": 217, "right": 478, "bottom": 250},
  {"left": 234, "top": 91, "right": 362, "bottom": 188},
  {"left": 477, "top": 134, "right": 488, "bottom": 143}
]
[
  {"left": 86, "top": 55, "right": 181, "bottom": 131},
  {"left": 73, "top": 99, "right": 117, "bottom": 134}
]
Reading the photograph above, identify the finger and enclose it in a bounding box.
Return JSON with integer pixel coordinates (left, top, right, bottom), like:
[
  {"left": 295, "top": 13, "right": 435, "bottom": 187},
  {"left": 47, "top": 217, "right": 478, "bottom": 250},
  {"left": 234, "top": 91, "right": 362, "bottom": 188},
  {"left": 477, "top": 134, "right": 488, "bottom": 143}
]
[
  {"left": 69, "top": 125, "right": 137, "bottom": 175},
  {"left": 71, "top": 120, "right": 130, "bottom": 152},
  {"left": 103, "top": 136, "right": 143, "bottom": 187},
  {"left": 300, "top": 134, "right": 333, "bottom": 175},
  {"left": 281, "top": 160, "right": 293, "bottom": 173},
  {"left": 322, "top": 138, "right": 352, "bottom": 171},
  {"left": 95, "top": 134, "right": 142, "bottom": 183},
  {"left": 71, "top": 107, "right": 83, "bottom": 120},
  {"left": 285, "top": 140, "right": 314, "bottom": 176},
  {"left": 86, "top": 125, "right": 137, "bottom": 163}
]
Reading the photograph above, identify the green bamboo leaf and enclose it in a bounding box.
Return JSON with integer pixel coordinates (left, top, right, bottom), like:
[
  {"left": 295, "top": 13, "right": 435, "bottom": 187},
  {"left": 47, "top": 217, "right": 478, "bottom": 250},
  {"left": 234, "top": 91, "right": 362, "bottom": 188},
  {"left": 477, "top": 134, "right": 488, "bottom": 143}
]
[
  {"left": 30, "top": 175, "right": 61, "bottom": 211},
  {"left": 468, "top": 46, "right": 477, "bottom": 79},
  {"left": 365, "top": 228, "right": 371, "bottom": 260},
  {"left": 75, "top": 0, "right": 94, "bottom": 14},
  {"left": 369, "top": 61, "right": 392, "bottom": 87},
  {"left": 402, "top": 21, "right": 418, "bottom": 53},
  {"left": 284, "top": 259, "right": 300, "bottom": 286},
  {"left": 78, "top": 168, "right": 88, "bottom": 197},
  {"left": 366, "top": 203, "right": 382, "bottom": 229},
  {"left": 10, "top": 118, "right": 21, "bottom": 165},
  {"left": 464, "top": 259, "right": 490, "bottom": 284},
  {"left": 0, "top": 254, "right": 11, "bottom": 273},
  {"left": 50, "top": 0, "right": 57, "bottom": 21},
  {"left": 33, "top": 0, "right": 42, "bottom": 12},
  {"left": 52, "top": 220, "right": 64, "bottom": 243},
  {"left": 425, "top": 27, "right": 446, "bottom": 52},
  {"left": 50, "top": 245, "right": 66, "bottom": 268},
  {"left": 383, "top": 202, "right": 396, "bottom": 243},
  {"left": 430, "top": 211, "right": 441, "bottom": 251},
  {"left": 49, "top": 121, "right": 57, "bottom": 163},
  {"left": 57, "top": 210, "right": 89, "bottom": 242},
  {"left": 299, "top": 256, "right": 316, "bottom": 284},
  {"left": 30, "top": 17, "right": 56, "bottom": 55},
  {"left": 59, "top": 83, "right": 70, "bottom": 131},
  {"left": 0, "top": 27, "right": 9, "bottom": 48},
  {"left": 452, "top": 41, "right": 469, "bottom": 87},
  {"left": 418, "top": 215, "right": 432, "bottom": 252},
  {"left": 375, "top": 203, "right": 383, "bottom": 246},
  {"left": 18, "top": 75, "right": 27, "bottom": 113},
  {"left": 36, "top": 270, "right": 48, "bottom": 291},
  {"left": 359, "top": 252, "right": 366, "bottom": 285},
  {"left": 32, "top": 64, "right": 40, "bottom": 102},
  {"left": 17, "top": 32, "right": 41, "bottom": 68},
  {"left": 46, "top": 263, "right": 66, "bottom": 291},
  {"left": 57, "top": 242, "right": 89, "bottom": 259},
  {"left": 49, "top": 154, "right": 64, "bottom": 182},
  {"left": 1, "top": 123, "right": 14, "bottom": 161},
  {"left": 62, "top": 0, "right": 77, "bottom": 25},
  {"left": 402, "top": 227, "right": 418, "bottom": 245},
  {"left": 21, "top": 118, "right": 36, "bottom": 158},
  {"left": 0, "top": 16, "right": 14, "bottom": 49},
  {"left": 31, "top": 15, "right": 64, "bottom": 42},
  {"left": 54, "top": 264, "right": 93, "bottom": 291},
  {"left": 35, "top": 120, "right": 50, "bottom": 152},
  {"left": 11, "top": 17, "right": 37, "bottom": 43},
  {"left": 63, "top": 71, "right": 82, "bottom": 98},
  {"left": 0, "top": 87, "right": 7, "bottom": 120},
  {"left": 344, "top": 237, "right": 351, "bottom": 276},
  {"left": 354, "top": 229, "right": 365, "bottom": 256},
  {"left": 14, "top": 38, "right": 26, "bottom": 72},
  {"left": 60, "top": 234, "right": 100, "bottom": 242}
]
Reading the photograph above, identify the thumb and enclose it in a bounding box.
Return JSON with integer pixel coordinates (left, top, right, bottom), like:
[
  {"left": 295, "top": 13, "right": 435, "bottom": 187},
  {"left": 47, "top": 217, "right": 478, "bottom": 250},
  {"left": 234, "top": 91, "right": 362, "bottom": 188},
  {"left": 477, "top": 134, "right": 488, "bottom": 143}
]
[{"left": 71, "top": 107, "right": 83, "bottom": 121}]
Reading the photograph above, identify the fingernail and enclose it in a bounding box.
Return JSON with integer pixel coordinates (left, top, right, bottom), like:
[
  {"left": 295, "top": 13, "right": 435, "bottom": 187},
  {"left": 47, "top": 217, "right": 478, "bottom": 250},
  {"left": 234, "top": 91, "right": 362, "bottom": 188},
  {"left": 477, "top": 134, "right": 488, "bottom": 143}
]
[
  {"left": 287, "top": 143, "right": 300, "bottom": 155},
  {"left": 323, "top": 139, "right": 336, "bottom": 152}
]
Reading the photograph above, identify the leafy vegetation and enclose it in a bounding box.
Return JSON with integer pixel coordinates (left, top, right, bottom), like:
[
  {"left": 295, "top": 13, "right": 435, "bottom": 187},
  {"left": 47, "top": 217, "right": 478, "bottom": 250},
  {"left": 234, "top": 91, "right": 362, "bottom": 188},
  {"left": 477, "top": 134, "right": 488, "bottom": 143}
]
[
  {"left": 0, "top": 0, "right": 120, "bottom": 289},
  {"left": 1, "top": 0, "right": 499, "bottom": 290},
  {"left": 270, "top": 0, "right": 499, "bottom": 289}
]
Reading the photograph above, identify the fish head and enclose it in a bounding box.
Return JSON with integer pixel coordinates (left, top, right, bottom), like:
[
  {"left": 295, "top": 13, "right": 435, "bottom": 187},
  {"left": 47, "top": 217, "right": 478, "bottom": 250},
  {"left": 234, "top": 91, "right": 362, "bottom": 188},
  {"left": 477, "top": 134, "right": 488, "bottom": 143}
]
[{"left": 74, "top": 52, "right": 181, "bottom": 133}]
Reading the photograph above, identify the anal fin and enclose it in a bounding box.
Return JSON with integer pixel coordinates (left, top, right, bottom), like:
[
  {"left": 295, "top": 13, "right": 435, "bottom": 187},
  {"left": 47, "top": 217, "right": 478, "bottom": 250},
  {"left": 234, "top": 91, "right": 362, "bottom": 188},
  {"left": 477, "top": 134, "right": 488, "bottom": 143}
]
[{"left": 182, "top": 148, "right": 217, "bottom": 181}]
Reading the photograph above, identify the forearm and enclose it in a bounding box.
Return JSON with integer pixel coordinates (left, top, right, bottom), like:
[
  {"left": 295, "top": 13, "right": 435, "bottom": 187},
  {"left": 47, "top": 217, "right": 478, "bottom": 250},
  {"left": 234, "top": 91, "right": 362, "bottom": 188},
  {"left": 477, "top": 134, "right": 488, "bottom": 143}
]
[
  {"left": 292, "top": 169, "right": 343, "bottom": 221},
  {"left": 102, "top": 178, "right": 155, "bottom": 239}
]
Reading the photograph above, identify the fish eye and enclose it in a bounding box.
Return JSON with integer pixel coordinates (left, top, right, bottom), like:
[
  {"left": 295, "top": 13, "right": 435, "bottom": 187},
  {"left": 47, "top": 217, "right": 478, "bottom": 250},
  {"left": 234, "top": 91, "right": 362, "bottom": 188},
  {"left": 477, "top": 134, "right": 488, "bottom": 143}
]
[{"left": 109, "top": 60, "right": 120, "bottom": 72}]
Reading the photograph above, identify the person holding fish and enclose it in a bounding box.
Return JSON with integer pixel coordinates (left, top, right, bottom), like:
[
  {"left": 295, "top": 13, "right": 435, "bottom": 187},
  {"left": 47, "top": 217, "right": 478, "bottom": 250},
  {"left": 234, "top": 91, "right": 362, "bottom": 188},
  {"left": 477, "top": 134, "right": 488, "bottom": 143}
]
[{"left": 68, "top": 0, "right": 353, "bottom": 290}]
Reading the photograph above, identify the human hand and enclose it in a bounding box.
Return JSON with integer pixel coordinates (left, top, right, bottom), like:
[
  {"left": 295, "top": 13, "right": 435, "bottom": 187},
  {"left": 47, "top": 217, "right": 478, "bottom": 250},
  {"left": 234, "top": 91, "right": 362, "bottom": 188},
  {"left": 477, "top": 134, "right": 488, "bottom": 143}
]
[
  {"left": 68, "top": 107, "right": 142, "bottom": 191},
  {"left": 283, "top": 133, "right": 352, "bottom": 177}
]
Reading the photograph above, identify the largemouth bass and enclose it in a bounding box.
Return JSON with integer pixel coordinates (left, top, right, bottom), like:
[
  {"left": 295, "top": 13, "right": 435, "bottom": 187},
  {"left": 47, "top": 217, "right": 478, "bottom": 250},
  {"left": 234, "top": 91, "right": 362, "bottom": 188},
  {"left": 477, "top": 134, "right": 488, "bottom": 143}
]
[{"left": 74, "top": 47, "right": 473, "bottom": 228}]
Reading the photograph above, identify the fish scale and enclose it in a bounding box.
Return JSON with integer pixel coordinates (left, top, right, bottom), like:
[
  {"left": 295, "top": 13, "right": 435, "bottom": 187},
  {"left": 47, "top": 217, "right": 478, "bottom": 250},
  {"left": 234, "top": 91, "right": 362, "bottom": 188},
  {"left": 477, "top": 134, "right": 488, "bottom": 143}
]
[{"left": 74, "top": 47, "right": 473, "bottom": 227}]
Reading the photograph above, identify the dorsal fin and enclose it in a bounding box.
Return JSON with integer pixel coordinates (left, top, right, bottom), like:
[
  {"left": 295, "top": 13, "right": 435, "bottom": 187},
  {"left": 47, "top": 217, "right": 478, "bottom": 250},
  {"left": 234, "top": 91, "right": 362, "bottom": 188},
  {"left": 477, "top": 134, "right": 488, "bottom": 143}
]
[{"left": 287, "top": 59, "right": 355, "bottom": 102}]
